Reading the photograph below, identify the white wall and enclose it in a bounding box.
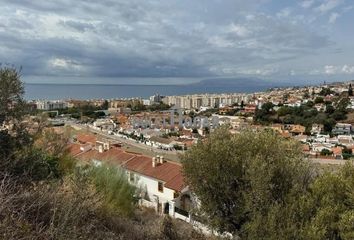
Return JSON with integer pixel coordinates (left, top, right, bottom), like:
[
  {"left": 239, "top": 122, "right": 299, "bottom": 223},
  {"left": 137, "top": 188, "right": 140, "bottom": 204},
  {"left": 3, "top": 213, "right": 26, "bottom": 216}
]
[{"left": 129, "top": 171, "right": 175, "bottom": 204}]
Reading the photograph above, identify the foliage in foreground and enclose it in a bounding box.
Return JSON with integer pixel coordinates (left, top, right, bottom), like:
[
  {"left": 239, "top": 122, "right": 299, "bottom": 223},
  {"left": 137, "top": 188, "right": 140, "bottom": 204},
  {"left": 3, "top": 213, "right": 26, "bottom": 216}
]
[
  {"left": 0, "top": 173, "right": 207, "bottom": 240},
  {"left": 87, "top": 165, "right": 137, "bottom": 216},
  {"left": 182, "top": 127, "right": 354, "bottom": 239}
]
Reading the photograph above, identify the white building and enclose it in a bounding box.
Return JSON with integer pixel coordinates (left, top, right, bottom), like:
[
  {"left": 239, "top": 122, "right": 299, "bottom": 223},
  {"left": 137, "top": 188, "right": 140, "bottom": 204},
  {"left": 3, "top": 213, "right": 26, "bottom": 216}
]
[
  {"left": 163, "top": 93, "right": 251, "bottom": 109},
  {"left": 36, "top": 100, "right": 68, "bottom": 110},
  {"left": 93, "top": 119, "right": 116, "bottom": 131},
  {"left": 70, "top": 137, "right": 219, "bottom": 235}
]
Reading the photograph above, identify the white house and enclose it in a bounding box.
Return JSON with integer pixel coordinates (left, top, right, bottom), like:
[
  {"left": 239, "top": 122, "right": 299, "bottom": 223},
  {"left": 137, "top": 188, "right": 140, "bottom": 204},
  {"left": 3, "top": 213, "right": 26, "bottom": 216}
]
[
  {"left": 147, "top": 136, "right": 175, "bottom": 150},
  {"left": 123, "top": 155, "right": 191, "bottom": 217},
  {"left": 69, "top": 136, "right": 215, "bottom": 235},
  {"left": 93, "top": 119, "right": 116, "bottom": 131}
]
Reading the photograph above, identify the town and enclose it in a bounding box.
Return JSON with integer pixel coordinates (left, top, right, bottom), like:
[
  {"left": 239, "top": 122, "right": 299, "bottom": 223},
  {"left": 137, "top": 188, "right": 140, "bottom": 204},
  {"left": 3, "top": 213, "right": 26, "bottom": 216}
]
[
  {"left": 3, "top": 0, "right": 354, "bottom": 238},
  {"left": 6, "top": 80, "right": 350, "bottom": 235},
  {"left": 28, "top": 80, "right": 354, "bottom": 162}
]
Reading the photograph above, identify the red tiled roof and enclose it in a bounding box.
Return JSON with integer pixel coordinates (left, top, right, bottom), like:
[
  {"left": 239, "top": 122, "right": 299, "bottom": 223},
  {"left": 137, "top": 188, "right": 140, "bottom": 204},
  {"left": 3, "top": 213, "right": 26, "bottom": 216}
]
[
  {"left": 302, "top": 144, "right": 310, "bottom": 152},
  {"left": 76, "top": 134, "right": 96, "bottom": 144},
  {"left": 165, "top": 174, "right": 185, "bottom": 192},
  {"left": 70, "top": 141, "right": 185, "bottom": 192},
  {"left": 331, "top": 147, "right": 343, "bottom": 155},
  {"left": 78, "top": 148, "right": 135, "bottom": 165},
  {"left": 123, "top": 155, "right": 184, "bottom": 191},
  {"left": 67, "top": 143, "right": 82, "bottom": 156}
]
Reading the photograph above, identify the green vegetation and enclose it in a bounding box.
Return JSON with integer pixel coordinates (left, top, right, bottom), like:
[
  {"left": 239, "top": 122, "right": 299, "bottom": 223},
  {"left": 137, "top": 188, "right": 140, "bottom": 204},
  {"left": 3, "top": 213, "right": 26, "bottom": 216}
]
[
  {"left": 319, "top": 87, "right": 335, "bottom": 96},
  {"left": 321, "top": 148, "right": 333, "bottom": 156},
  {"left": 59, "top": 105, "right": 106, "bottom": 120},
  {"left": 255, "top": 97, "right": 350, "bottom": 134},
  {"left": 88, "top": 165, "right": 137, "bottom": 216},
  {"left": 129, "top": 101, "right": 171, "bottom": 112},
  {"left": 182, "top": 127, "right": 354, "bottom": 239},
  {"left": 162, "top": 131, "right": 180, "bottom": 138}
]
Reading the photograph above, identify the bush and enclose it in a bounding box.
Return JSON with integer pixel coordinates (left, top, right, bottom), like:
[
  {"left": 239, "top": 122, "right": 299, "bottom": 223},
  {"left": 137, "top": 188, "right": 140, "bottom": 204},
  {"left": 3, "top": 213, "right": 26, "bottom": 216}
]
[
  {"left": 88, "top": 165, "right": 137, "bottom": 216},
  {"left": 0, "top": 173, "right": 209, "bottom": 240}
]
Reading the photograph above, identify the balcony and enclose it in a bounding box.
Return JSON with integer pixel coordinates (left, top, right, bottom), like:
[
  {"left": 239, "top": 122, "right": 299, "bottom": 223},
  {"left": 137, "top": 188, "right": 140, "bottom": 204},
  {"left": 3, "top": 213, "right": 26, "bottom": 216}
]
[{"left": 174, "top": 206, "right": 189, "bottom": 217}]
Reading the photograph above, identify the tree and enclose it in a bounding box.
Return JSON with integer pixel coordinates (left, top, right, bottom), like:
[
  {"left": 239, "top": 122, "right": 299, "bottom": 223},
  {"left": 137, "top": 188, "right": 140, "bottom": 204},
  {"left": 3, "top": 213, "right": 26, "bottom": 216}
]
[
  {"left": 277, "top": 106, "right": 293, "bottom": 117},
  {"left": 320, "top": 148, "right": 332, "bottom": 156},
  {"left": 181, "top": 127, "right": 313, "bottom": 235},
  {"left": 254, "top": 102, "right": 274, "bottom": 123},
  {"left": 300, "top": 163, "right": 354, "bottom": 239},
  {"left": 303, "top": 91, "right": 310, "bottom": 99},
  {"left": 0, "top": 67, "right": 29, "bottom": 175},
  {"left": 306, "top": 100, "right": 315, "bottom": 107},
  {"left": 240, "top": 100, "right": 245, "bottom": 109},
  {"left": 349, "top": 84, "right": 353, "bottom": 96},
  {"left": 314, "top": 97, "right": 324, "bottom": 104},
  {"left": 0, "top": 67, "right": 26, "bottom": 126},
  {"left": 319, "top": 87, "right": 334, "bottom": 96},
  {"left": 325, "top": 105, "right": 335, "bottom": 114},
  {"left": 102, "top": 100, "right": 109, "bottom": 109},
  {"left": 0, "top": 67, "right": 66, "bottom": 181}
]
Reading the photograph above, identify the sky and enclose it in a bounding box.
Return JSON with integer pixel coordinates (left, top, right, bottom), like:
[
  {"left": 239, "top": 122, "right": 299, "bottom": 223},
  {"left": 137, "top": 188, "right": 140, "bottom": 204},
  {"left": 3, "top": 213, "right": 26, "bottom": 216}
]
[{"left": 0, "top": 0, "right": 354, "bottom": 85}]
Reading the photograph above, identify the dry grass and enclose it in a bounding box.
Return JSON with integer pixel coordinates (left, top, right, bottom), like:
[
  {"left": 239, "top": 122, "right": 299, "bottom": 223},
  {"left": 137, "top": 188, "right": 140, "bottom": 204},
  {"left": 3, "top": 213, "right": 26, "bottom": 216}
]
[{"left": 0, "top": 174, "right": 213, "bottom": 240}]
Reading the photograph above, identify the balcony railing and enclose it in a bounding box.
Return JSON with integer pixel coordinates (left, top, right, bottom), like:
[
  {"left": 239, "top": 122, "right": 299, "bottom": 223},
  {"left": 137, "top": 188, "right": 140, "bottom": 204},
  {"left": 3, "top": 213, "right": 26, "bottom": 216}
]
[{"left": 174, "top": 207, "right": 189, "bottom": 217}]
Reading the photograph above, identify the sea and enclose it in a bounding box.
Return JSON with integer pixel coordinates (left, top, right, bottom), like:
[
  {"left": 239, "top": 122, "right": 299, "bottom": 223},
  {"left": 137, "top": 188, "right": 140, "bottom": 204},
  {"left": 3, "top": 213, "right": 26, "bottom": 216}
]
[{"left": 24, "top": 83, "right": 272, "bottom": 100}]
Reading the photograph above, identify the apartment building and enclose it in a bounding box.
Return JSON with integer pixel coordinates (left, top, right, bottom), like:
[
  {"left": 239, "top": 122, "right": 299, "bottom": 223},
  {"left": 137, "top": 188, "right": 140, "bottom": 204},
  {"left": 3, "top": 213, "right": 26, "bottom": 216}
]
[
  {"left": 162, "top": 93, "right": 251, "bottom": 109},
  {"left": 35, "top": 100, "right": 68, "bottom": 110}
]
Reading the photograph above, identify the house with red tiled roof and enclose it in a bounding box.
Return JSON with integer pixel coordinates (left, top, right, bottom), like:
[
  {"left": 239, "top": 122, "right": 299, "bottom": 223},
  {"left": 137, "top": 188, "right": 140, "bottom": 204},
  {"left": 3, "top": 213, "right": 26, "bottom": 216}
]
[
  {"left": 78, "top": 147, "right": 135, "bottom": 166},
  {"left": 67, "top": 143, "right": 83, "bottom": 157},
  {"left": 123, "top": 155, "right": 191, "bottom": 220},
  {"left": 68, "top": 141, "right": 192, "bottom": 221},
  {"left": 331, "top": 146, "right": 343, "bottom": 159},
  {"left": 75, "top": 133, "right": 97, "bottom": 145}
]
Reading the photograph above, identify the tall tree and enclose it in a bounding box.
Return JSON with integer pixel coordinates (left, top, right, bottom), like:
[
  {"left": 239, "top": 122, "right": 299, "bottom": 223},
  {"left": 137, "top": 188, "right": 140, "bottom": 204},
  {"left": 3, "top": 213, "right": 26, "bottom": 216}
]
[
  {"left": 181, "top": 127, "right": 313, "bottom": 235},
  {"left": 0, "top": 67, "right": 29, "bottom": 174},
  {"left": 0, "top": 67, "right": 25, "bottom": 126}
]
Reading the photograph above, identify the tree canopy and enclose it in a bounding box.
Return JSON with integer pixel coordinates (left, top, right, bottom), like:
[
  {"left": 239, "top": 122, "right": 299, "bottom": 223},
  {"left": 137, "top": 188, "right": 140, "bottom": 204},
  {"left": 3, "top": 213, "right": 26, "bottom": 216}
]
[
  {"left": 182, "top": 127, "right": 313, "bottom": 235},
  {"left": 182, "top": 127, "right": 354, "bottom": 239}
]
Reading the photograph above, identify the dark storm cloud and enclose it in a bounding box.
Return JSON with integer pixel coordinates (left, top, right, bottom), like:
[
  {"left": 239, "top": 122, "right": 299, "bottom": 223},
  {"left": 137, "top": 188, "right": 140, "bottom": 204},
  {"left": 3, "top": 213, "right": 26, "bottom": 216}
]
[{"left": 0, "top": 0, "right": 351, "bottom": 82}]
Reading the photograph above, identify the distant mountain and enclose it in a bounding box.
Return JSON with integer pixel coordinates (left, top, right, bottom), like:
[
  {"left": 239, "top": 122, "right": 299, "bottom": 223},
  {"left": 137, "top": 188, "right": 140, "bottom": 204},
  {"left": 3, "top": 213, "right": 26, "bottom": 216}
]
[{"left": 185, "top": 78, "right": 294, "bottom": 93}]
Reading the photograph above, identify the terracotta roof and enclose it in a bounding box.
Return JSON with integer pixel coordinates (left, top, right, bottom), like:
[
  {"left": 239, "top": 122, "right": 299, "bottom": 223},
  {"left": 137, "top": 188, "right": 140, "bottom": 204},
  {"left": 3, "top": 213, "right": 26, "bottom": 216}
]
[
  {"left": 178, "top": 138, "right": 195, "bottom": 147},
  {"left": 123, "top": 155, "right": 184, "bottom": 191},
  {"left": 78, "top": 147, "right": 135, "bottom": 165},
  {"left": 67, "top": 143, "right": 82, "bottom": 156},
  {"left": 302, "top": 144, "right": 310, "bottom": 152},
  {"left": 76, "top": 134, "right": 96, "bottom": 144},
  {"left": 70, "top": 142, "right": 185, "bottom": 192},
  {"left": 331, "top": 147, "right": 343, "bottom": 155},
  {"left": 165, "top": 174, "right": 185, "bottom": 192},
  {"left": 281, "top": 131, "right": 291, "bottom": 138}
]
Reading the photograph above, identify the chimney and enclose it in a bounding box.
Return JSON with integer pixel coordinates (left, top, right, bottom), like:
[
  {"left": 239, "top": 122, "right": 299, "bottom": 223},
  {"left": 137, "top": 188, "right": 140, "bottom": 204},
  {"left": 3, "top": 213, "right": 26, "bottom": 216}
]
[
  {"left": 104, "top": 142, "right": 110, "bottom": 150},
  {"left": 152, "top": 157, "right": 157, "bottom": 167},
  {"left": 98, "top": 145, "right": 104, "bottom": 153},
  {"left": 160, "top": 156, "right": 164, "bottom": 164}
]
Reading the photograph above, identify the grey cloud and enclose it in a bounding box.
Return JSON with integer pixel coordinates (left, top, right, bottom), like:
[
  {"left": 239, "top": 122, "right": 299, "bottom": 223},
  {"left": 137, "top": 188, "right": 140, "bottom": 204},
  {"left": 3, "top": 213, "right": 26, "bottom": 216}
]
[
  {"left": 59, "top": 20, "right": 95, "bottom": 32},
  {"left": 0, "top": 0, "right": 346, "bottom": 81}
]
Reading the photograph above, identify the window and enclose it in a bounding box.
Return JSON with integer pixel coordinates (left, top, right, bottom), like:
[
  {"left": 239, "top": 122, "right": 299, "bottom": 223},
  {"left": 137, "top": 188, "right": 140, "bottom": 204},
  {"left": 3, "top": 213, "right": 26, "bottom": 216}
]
[
  {"left": 129, "top": 172, "right": 135, "bottom": 182},
  {"left": 158, "top": 181, "right": 164, "bottom": 192}
]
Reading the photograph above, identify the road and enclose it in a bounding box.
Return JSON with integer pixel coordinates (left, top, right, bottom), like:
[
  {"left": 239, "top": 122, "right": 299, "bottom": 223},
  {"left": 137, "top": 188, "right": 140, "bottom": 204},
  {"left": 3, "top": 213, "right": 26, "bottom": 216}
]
[
  {"left": 69, "top": 123, "right": 181, "bottom": 162},
  {"left": 69, "top": 123, "right": 352, "bottom": 165}
]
